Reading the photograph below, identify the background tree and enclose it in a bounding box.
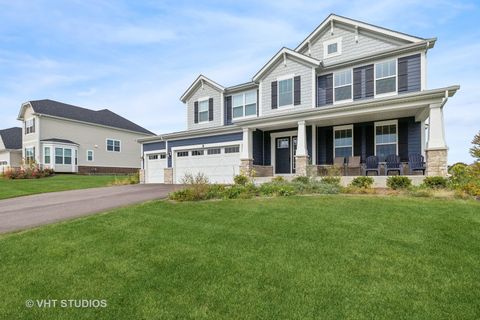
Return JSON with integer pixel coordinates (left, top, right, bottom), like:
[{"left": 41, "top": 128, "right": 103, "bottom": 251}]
[{"left": 470, "top": 131, "right": 480, "bottom": 161}]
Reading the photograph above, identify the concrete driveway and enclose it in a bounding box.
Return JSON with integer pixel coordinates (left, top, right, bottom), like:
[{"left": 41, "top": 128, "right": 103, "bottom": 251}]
[{"left": 0, "top": 184, "right": 180, "bottom": 234}]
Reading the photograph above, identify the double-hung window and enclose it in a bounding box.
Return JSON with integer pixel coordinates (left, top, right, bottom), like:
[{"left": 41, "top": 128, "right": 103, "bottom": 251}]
[
  {"left": 87, "top": 150, "right": 94, "bottom": 162},
  {"left": 232, "top": 91, "right": 257, "bottom": 119},
  {"left": 55, "top": 148, "right": 63, "bottom": 164},
  {"left": 375, "top": 120, "right": 398, "bottom": 162},
  {"left": 64, "top": 149, "right": 72, "bottom": 165},
  {"left": 278, "top": 78, "right": 293, "bottom": 107},
  {"left": 25, "top": 147, "right": 35, "bottom": 163},
  {"left": 25, "top": 119, "right": 35, "bottom": 134},
  {"left": 375, "top": 59, "right": 397, "bottom": 95},
  {"left": 334, "top": 125, "right": 353, "bottom": 158},
  {"left": 107, "top": 139, "right": 121, "bottom": 152},
  {"left": 334, "top": 70, "right": 352, "bottom": 102},
  {"left": 198, "top": 99, "right": 209, "bottom": 122},
  {"left": 44, "top": 147, "right": 51, "bottom": 164}
]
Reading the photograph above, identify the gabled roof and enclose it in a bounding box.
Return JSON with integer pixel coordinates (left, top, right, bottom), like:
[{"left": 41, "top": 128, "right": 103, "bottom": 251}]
[
  {"left": 18, "top": 99, "right": 154, "bottom": 135},
  {"left": 180, "top": 75, "right": 225, "bottom": 103},
  {"left": 295, "top": 13, "right": 425, "bottom": 53},
  {"left": 252, "top": 47, "right": 321, "bottom": 82},
  {"left": 0, "top": 127, "right": 22, "bottom": 150}
]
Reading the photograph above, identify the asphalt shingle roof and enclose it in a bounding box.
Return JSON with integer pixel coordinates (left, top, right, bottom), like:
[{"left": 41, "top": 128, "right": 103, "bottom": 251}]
[
  {"left": 28, "top": 99, "right": 154, "bottom": 135},
  {"left": 0, "top": 127, "right": 22, "bottom": 150}
]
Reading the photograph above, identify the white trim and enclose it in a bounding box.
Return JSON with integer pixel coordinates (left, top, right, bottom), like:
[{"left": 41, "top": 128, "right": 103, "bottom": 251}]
[
  {"left": 270, "top": 130, "right": 298, "bottom": 174},
  {"left": 374, "top": 119, "right": 399, "bottom": 157},
  {"left": 333, "top": 68, "right": 353, "bottom": 104},
  {"left": 258, "top": 81, "right": 263, "bottom": 117},
  {"left": 421, "top": 51, "right": 427, "bottom": 90},
  {"left": 86, "top": 149, "right": 94, "bottom": 162},
  {"left": 333, "top": 124, "right": 354, "bottom": 158},
  {"left": 231, "top": 90, "right": 258, "bottom": 120},
  {"left": 323, "top": 37, "right": 342, "bottom": 58},
  {"left": 106, "top": 138, "right": 121, "bottom": 152},
  {"left": 180, "top": 75, "right": 225, "bottom": 103},
  {"left": 171, "top": 141, "right": 243, "bottom": 169},
  {"left": 311, "top": 68, "right": 316, "bottom": 108},
  {"left": 143, "top": 149, "right": 166, "bottom": 155},
  {"left": 277, "top": 76, "right": 295, "bottom": 108},
  {"left": 276, "top": 73, "right": 295, "bottom": 81},
  {"left": 197, "top": 97, "right": 210, "bottom": 123},
  {"left": 374, "top": 58, "right": 398, "bottom": 98},
  {"left": 43, "top": 146, "right": 51, "bottom": 165},
  {"left": 220, "top": 92, "right": 224, "bottom": 126},
  {"left": 312, "top": 124, "right": 316, "bottom": 165}
]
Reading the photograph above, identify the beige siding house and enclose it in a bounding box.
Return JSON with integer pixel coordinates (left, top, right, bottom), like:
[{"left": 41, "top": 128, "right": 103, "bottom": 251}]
[
  {"left": 17, "top": 100, "right": 154, "bottom": 174},
  {"left": 0, "top": 127, "right": 22, "bottom": 173}
]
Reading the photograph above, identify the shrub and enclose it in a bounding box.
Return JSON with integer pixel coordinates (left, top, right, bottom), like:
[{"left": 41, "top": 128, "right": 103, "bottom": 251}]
[
  {"left": 407, "top": 186, "right": 432, "bottom": 197},
  {"left": 109, "top": 173, "right": 140, "bottom": 186},
  {"left": 224, "top": 184, "right": 258, "bottom": 199},
  {"left": 169, "top": 172, "right": 211, "bottom": 201},
  {"left": 3, "top": 165, "right": 55, "bottom": 179},
  {"left": 271, "top": 176, "right": 286, "bottom": 183},
  {"left": 386, "top": 176, "right": 412, "bottom": 190},
  {"left": 309, "top": 180, "right": 341, "bottom": 194},
  {"left": 350, "top": 176, "right": 374, "bottom": 189},
  {"left": 233, "top": 174, "right": 249, "bottom": 186},
  {"left": 259, "top": 182, "right": 295, "bottom": 197},
  {"left": 181, "top": 172, "right": 209, "bottom": 185},
  {"left": 292, "top": 176, "right": 310, "bottom": 184},
  {"left": 423, "top": 176, "right": 448, "bottom": 189},
  {"left": 321, "top": 175, "right": 341, "bottom": 185},
  {"left": 343, "top": 186, "right": 376, "bottom": 194}
]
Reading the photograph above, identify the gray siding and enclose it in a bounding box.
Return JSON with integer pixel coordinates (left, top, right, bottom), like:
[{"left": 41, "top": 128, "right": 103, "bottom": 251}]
[
  {"left": 398, "top": 54, "right": 421, "bottom": 94},
  {"left": 299, "top": 24, "right": 406, "bottom": 64},
  {"left": 186, "top": 82, "right": 222, "bottom": 130},
  {"left": 261, "top": 58, "right": 313, "bottom": 116},
  {"left": 143, "top": 141, "right": 166, "bottom": 152}
]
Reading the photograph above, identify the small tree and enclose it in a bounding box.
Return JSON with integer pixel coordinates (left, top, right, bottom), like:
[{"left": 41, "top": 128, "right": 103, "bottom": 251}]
[{"left": 470, "top": 131, "right": 480, "bottom": 161}]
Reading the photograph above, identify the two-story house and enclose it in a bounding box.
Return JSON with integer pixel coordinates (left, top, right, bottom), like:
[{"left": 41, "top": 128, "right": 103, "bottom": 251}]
[
  {"left": 0, "top": 127, "right": 22, "bottom": 173},
  {"left": 139, "top": 14, "right": 459, "bottom": 184},
  {"left": 17, "top": 99, "right": 154, "bottom": 173}
]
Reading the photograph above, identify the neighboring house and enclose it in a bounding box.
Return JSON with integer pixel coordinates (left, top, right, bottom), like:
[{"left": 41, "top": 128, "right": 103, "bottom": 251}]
[
  {"left": 0, "top": 127, "right": 22, "bottom": 173},
  {"left": 17, "top": 99, "right": 154, "bottom": 173},
  {"left": 139, "top": 14, "right": 459, "bottom": 184}
]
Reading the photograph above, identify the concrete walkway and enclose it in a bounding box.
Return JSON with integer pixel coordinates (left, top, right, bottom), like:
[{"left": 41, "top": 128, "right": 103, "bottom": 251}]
[{"left": 0, "top": 184, "right": 179, "bottom": 234}]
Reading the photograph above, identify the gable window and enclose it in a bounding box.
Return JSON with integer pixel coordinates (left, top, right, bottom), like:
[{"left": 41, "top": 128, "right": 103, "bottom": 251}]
[
  {"left": 375, "top": 120, "right": 398, "bottom": 162},
  {"left": 44, "top": 147, "right": 51, "bottom": 164},
  {"left": 278, "top": 78, "right": 293, "bottom": 107},
  {"left": 107, "top": 139, "right": 121, "bottom": 152},
  {"left": 87, "top": 150, "right": 94, "bottom": 162},
  {"left": 334, "top": 69, "right": 352, "bottom": 102},
  {"left": 375, "top": 59, "right": 397, "bottom": 95},
  {"left": 198, "top": 99, "right": 209, "bottom": 122},
  {"left": 232, "top": 91, "right": 257, "bottom": 119},
  {"left": 25, "top": 147, "right": 35, "bottom": 163},
  {"left": 25, "top": 118, "right": 35, "bottom": 134},
  {"left": 334, "top": 125, "right": 353, "bottom": 158},
  {"left": 323, "top": 37, "right": 342, "bottom": 58}
]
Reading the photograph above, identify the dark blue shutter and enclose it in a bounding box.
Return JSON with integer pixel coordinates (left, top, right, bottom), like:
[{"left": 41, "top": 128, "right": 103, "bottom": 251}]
[
  {"left": 194, "top": 101, "right": 199, "bottom": 123},
  {"left": 271, "top": 81, "right": 278, "bottom": 109},
  {"left": 224, "top": 96, "right": 232, "bottom": 125},
  {"left": 398, "top": 54, "right": 421, "bottom": 94},
  {"left": 317, "top": 74, "right": 333, "bottom": 107},
  {"left": 208, "top": 98, "right": 213, "bottom": 121},
  {"left": 294, "top": 76, "right": 301, "bottom": 105}
]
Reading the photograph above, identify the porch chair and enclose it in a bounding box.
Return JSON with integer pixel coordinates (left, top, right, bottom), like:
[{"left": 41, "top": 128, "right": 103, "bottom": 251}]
[
  {"left": 347, "top": 156, "right": 361, "bottom": 176},
  {"left": 385, "top": 154, "right": 403, "bottom": 175},
  {"left": 333, "top": 157, "right": 345, "bottom": 175},
  {"left": 364, "top": 156, "right": 380, "bottom": 176},
  {"left": 408, "top": 153, "right": 426, "bottom": 175}
]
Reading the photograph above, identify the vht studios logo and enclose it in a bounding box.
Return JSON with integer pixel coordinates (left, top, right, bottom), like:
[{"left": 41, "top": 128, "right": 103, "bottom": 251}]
[{"left": 25, "top": 299, "right": 107, "bottom": 308}]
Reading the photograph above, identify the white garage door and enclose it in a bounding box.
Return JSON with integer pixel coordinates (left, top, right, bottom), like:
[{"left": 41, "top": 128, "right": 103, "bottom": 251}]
[
  {"left": 145, "top": 153, "right": 166, "bottom": 183},
  {"left": 174, "top": 145, "right": 241, "bottom": 184}
]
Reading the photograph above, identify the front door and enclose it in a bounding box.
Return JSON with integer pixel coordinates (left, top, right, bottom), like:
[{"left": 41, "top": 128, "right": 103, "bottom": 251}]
[{"left": 275, "top": 137, "right": 291, "bottom": 174}]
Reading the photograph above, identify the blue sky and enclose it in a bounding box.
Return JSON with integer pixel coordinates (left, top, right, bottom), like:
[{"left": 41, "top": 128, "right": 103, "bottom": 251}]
[{"left": 0, "top": 0, "right": 478, "bottom": 163}]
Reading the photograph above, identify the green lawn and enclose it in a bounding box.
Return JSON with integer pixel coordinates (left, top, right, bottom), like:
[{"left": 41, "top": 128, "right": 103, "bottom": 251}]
[
  {"left": 0, "top": 174, "right": 121, "bottom": 199},
  {"left": 0, "top": 195, "right": 479, "bottom": 319}
]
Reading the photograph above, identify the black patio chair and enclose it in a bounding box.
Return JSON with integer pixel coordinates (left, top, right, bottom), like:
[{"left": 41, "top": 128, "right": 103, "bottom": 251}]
[
  {"left": 364, "top": 156, "right": 380, "bottom": 176},
  {"left": 408, "top": 153, "right": 426, "bottom": 175},
  {"left": 385, "top": 154, "right": 403, "bottom": 175}
]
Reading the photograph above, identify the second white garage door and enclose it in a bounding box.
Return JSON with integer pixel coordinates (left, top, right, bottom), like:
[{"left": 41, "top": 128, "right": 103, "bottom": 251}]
[
  {"left": 174, "top": 145, "right": 241, "bottom": 184},
  {"left": 145, "top": 153, "right": 166, "bottom": 183}
]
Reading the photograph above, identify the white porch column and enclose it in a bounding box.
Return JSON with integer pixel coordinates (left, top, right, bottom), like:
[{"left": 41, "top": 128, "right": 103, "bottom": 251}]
[
  {"left": 425, "top": 103, "right": 448, "bottom": 176},
  {"left": 295, "top": 120, "right": 309, "bottom": 176},
  {"left": 240, "top": 127, "right": 254, "bottom": 176}
]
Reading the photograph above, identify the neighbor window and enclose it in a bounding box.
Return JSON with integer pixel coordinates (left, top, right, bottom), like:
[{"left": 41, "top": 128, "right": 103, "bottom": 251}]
[
  {"left": 375, "top": 120, "right": 398, "bottom": 162},
  {"left": 177, "top": 151, "right": 188, "bottom": 157},
  {"left": 55, "top": 148, "right": 63, "bottom": 164},
  {"left": 25, "top": 147, "right": 35, "bottom": 163},
  {"left": 191, "top": 150, "right": 204, "bottom": 156},
  {"left": 278, "top": 78, "right": 293, "bottom": 107},
  {"left": 207, "top": 148, "right": 221, "bottom": 155},
  {"left": 87, "top": 150, "right": 94, "bottom": 162},
  {"left": 334, "top": 126, "right": 353, "bottom": 158},
  {"left": 107, "top": 139, "right": 121, "bottom": 152},
  {"left": 44, "top": 147, "right": 51, "bottom": 164},
  {"left": 232, "top": 91, "right": 257, "bottom": 119},
  {"left": 198, "top": 99, "right": 209, "bottom": 122},
  {"left": 375, "top": 59, "right": 397, "bottom": 95},
  {"left": 25, "top": 118, "right": 35, "bottom": 134},
  {"left": 224, "top": 146, "right": 240, "bottom": 154},
  {"left": 334, "top": 69, "right": 352, "bottom": 102},
  {"left": 54, "top": 147, "right": 73, "bottom": 165},
  {"left": 75, "top": 150, "right": 77, "bottom": 165}
]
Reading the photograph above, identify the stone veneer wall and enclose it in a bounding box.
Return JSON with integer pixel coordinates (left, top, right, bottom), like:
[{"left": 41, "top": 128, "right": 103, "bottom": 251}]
[
  {"left": 253, "top": 165, "right": 273, "bottom": 177},
  {"left": 164, "top": 168, "right": 174, "bottom": 184},
  {"left": 426, "top": 149, "right": 448, "bottom": 176}
]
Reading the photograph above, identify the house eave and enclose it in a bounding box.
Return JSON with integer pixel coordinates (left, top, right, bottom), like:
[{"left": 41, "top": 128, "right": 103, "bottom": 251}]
[
  {"left": 180, "top": 75, "right": 225, "bottom": 103},
  {"left": 138, "top": 125, "right": 241, "bottom": 143}
]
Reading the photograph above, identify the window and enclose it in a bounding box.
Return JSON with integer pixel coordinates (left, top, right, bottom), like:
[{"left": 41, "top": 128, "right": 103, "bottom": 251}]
[
  {"left": 327, "top": 43, "right": 337, "bottom": 54},
  {"left": 232, "top": 91, "right": 257, "bottom": 119},
  {"left": 177, "top": 151, "right": 188, "bottom": 157},
  {"left": 0, "top": 161, "right": 7, "bottom": 166},
  {"left": 63, "top": 148, "right": 72, "bottom": 165},
  {"left": 25, "top": 118, "right": 35, "bottom": 134},
  {"left": 277, "top": 138, "right": 289, "bottom": 149},
  {"left": 334, "top": 126, "right": 353, "bottom": 158},
  {"left": 375, "top": 59, "right": 397, "bottom": 95},
  {"left": 207, "top": 148, "right": 221, "bottom": 155},
  {"left": 198, "top": 99, "right": 209, "bottom": 122},
  {"left": 375, "top": 121, "right": 398, "bottom": 162},
  {"left": 323, "top": 37, "right": 342, "bottom": 58},
  {"left": 107, "top": 139, "right": 121, "bottom": 152},
  {"left": 55, "top": 148, "right": 63, "bottom": 164},
  {"left": 224, "top": 146, "right": 240, "bottom": 154},
  {"left": 278, "top": 78, "right": 293, "bottom": 107},
  {"left": 334, "top": 70, "right": 352, "bottom": 102},
  {"left": 191, "top": 150, "right": 204, "bottom": 156},
  {"left": 75, "top": 150, "right": 78, "bottom": 165},
  {"left": 148, "top": 154, "right": 158, "bottom": 160},
  {"left": 25, "top": 147, "right": 35, "bottom": 163},
  {"left": 44, "top": 147, "right": 51, "bottom": 164},
  {"left": 87, "top": 150, "right": 94, "bottom": 162},
  {"left": 160, "top": 154, "right": 166, "bottom": 159}
]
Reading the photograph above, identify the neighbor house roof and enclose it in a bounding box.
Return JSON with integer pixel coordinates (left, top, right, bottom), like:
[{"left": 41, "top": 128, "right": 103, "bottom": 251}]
[
  {"left": 0, "top": 127, "right": 22, "bottom": 150},
  {"left": 19, "top": 99, "right": 154, "bottom": 135}
]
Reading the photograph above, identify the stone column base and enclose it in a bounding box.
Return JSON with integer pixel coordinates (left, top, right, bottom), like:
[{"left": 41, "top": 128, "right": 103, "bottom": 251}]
[
  {"left": 426, "top": 148, "right": 448, "bottom": 176},
  {"left": 164, "top": 168, "right": 174, "bottom": 184},
  {"left": 139, "top": 169, "right": 145, "bottom": 184},
  {"left": 295, "top": 155, "right": 309, "bottom": 176},
  {"left": 240, "top": 159, "right": 254, "bottom": 176}
]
